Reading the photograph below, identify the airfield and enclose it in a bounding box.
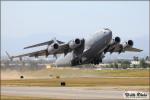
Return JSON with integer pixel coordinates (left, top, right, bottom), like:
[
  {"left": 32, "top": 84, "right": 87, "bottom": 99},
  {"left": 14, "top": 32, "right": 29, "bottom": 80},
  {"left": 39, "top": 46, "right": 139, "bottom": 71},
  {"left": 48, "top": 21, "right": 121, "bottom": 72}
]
[{"left": 1, "top": 68, "right": 150, "bottom": 100}]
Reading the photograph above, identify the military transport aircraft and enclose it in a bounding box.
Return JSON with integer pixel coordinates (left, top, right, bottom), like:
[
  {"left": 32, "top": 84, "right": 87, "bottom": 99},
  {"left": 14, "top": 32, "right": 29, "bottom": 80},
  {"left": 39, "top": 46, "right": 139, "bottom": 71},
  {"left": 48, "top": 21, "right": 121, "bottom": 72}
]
[{"left": 6, "top": 28, "right": 142, "bottom": 66}]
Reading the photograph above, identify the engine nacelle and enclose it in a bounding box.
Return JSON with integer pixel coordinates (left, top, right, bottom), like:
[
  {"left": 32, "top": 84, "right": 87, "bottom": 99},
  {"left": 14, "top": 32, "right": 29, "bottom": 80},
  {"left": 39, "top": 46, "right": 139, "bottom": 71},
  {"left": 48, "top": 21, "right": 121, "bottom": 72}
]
[
  {"left": 114, "top": 37, "right": 121, "bottom": 43},
  {"left": 48, "top": 43, "right": 59, "bottom": 54},
  {"left": 127, "top": 40, "right": 133, "bottom": 47},
  {"left": 122, "top": 40, "right": 134, "bottom": 49},
  {"left": 110, "top": 36, "right": 121, "bottom": 45},
  {"left": 69, "top": 38, "right": 81, "bottom": 49}
]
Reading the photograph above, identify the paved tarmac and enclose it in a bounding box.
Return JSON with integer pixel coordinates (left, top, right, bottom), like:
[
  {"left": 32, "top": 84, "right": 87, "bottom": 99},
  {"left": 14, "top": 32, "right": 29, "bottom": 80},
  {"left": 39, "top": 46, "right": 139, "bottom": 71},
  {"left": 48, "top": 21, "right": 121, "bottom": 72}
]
[{"left": 1, "top": 86, "right": 129, "bottom": 99}]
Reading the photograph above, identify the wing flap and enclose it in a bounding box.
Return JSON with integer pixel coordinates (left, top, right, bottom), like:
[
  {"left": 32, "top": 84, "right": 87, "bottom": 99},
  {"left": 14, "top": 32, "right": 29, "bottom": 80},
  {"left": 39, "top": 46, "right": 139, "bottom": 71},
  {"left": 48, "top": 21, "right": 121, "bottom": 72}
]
[
  {"left": 124, "top": 47, "right": 143, "bottom": 52},
  {"left": 12, "top": 49, "right": 47, "bottom": 58}
]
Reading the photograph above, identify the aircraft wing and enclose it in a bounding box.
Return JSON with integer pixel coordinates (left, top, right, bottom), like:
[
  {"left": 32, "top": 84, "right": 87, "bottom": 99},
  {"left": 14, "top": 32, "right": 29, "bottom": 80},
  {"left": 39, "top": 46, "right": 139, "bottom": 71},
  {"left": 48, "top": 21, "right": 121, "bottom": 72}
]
[
  {"left": 6, "top": 49, "right": 48, "bottom": 60},
  {"left": 6, "top": 43, "right": 71, "bottom": 60},
  {"left": 24, "top": 40, "right": 64, "bottom": 49},
  {"left": 24, "top": 38, "right": 84, "bottom": 56},
  {"left": 124, "top": 47, "right": 143, "bottom": 52},
  {"left": 18, "top": 49, "right": 47, "bottom": 57},
  {"left": 105, "top": 44, "right": 142, "bottom": 53},
  {"left": 6, "top": 38, "right": 85, "bottom": 60}
]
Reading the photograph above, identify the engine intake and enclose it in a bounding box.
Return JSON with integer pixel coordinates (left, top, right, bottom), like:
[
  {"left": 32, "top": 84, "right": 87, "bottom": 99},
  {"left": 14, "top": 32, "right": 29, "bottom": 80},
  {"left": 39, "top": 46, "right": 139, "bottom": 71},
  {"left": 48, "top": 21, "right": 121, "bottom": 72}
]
[
  {"left": 48, "top": 43, "right": 59, "bottom": 54},
  {"left": 115, "top": 37, "right": 121, "bottom": 43},
  {"left": 128, "top": 40, "right": 133, "bottom": 46},
  {"left": 69, "top": 38, "right": 81, "bottom": 49},
  {"left": 75, "top": 38, "right": 80, "bottom": 44},
  {"left": 53, "top": 43, "right": 59, "bottom": 49}
]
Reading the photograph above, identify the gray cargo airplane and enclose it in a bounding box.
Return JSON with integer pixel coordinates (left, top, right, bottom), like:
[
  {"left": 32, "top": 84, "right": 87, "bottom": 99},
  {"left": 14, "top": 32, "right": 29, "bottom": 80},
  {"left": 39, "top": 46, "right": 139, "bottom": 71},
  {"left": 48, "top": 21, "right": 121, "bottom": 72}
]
[{"left": 6, "top": 28, "right": 142, "bottom": 66}]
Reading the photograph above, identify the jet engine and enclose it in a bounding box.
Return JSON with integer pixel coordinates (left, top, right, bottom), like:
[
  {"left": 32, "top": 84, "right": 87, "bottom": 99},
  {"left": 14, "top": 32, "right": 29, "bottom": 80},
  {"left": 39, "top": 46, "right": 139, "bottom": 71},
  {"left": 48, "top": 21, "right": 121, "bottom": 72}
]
[
  {"left": 114, "top": 37, "right": 121, "bottom": 43},
  {"left": 127, "top": 40, "right": 133, "bottom": 47},
  {"left": 123, "top": 40, "right": 134, "bottom": 48},
  {"left": 119, "top": 40, "right": 134, "bottom": 53},
  {"left": 110, "top": 36, "right": 121, "bottom": 45},
  {"left": 69, "top": 38, "right": 81, "bottom": 49},
  {"left": 48, "top": 43, "right": 59, "bottom": 54},
  {"left": 104, "top": 36, "right": 121, "bottom": 54}
]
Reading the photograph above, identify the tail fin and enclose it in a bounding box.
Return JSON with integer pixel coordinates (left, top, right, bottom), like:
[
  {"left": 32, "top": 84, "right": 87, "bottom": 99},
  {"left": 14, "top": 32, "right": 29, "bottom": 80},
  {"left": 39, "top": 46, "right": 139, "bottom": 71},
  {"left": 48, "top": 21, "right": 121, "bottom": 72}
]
[{"left": 5, "top": 51, "right": 13, "bottom": 61}]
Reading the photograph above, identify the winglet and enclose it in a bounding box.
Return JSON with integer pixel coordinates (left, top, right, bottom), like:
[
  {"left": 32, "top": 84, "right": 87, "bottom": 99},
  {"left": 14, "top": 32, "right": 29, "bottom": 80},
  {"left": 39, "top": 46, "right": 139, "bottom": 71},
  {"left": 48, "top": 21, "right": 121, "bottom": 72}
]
[{"left": 5, "top": 51, "right": 13, "bottom": 61}]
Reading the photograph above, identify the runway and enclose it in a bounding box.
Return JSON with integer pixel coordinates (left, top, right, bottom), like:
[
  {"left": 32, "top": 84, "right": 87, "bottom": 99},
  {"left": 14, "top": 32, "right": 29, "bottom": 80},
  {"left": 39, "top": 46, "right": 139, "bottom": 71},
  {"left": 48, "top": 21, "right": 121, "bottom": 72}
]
[
  {"left": 2, "top": 86, "right": 149, "bottom": 99},
  {"left": 2, "top": 86, "right": 126, "bottom": 99}
]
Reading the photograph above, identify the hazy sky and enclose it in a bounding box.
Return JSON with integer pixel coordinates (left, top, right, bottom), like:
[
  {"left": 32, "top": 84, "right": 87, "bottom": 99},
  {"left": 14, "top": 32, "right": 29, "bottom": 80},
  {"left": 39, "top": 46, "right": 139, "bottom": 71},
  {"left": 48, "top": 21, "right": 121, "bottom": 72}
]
[{"left": 1, "top": 1, "right": 149, "bottom": 59}]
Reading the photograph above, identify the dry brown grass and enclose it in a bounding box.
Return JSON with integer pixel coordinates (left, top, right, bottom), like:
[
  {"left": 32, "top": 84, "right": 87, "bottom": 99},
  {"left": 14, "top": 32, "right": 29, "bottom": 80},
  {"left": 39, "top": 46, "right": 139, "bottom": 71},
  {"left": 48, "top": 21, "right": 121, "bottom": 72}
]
[
  {"left": 1, "top": 68, "right": 149, "bottom": 80},
  {"left": 1, "top": 77, "right": 149, "bottom": 87},
  {"left": 1, "top": 69, "right": 149, "bottom": 87}
]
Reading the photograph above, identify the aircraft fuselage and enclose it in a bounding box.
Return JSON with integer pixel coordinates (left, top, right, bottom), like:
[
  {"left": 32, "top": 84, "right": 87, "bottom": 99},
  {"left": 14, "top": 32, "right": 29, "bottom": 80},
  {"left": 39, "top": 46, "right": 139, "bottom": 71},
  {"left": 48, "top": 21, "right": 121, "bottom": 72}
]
[{"left": 55, "top": 28, "right": 112, "bottom": 67}]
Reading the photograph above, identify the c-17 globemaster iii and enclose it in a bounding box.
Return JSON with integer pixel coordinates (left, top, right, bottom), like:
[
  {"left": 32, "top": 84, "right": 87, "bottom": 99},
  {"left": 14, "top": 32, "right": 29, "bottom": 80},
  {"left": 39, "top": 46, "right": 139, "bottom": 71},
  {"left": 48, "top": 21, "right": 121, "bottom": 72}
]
[{"left": 6, "top": 28, "right": 142, "bottom": 67}]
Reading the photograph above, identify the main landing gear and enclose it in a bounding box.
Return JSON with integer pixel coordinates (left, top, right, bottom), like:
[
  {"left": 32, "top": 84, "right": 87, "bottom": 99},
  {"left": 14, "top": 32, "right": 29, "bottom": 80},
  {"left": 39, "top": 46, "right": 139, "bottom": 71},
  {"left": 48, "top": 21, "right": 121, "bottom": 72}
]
[{"left": 91, "top": 57, "right": 102, "bottom": 65}]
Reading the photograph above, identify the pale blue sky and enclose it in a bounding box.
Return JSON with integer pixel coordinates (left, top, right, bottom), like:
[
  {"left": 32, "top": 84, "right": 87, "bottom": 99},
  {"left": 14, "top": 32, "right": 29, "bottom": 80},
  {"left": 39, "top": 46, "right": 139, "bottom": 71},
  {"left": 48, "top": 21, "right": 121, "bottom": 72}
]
[{"left": 1, "top": 1, "right": 149, "bottom": 59}]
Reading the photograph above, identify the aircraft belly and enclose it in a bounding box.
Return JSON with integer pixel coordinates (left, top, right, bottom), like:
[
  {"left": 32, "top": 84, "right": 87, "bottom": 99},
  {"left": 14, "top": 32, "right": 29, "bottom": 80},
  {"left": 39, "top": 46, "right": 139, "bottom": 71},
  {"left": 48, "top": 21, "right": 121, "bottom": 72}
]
[
  {"left": 82, "top": 35, "right": 110, "bottom": 62},
  {"left": 85, "top": 40, "right": 104, "bottom": 57}
]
